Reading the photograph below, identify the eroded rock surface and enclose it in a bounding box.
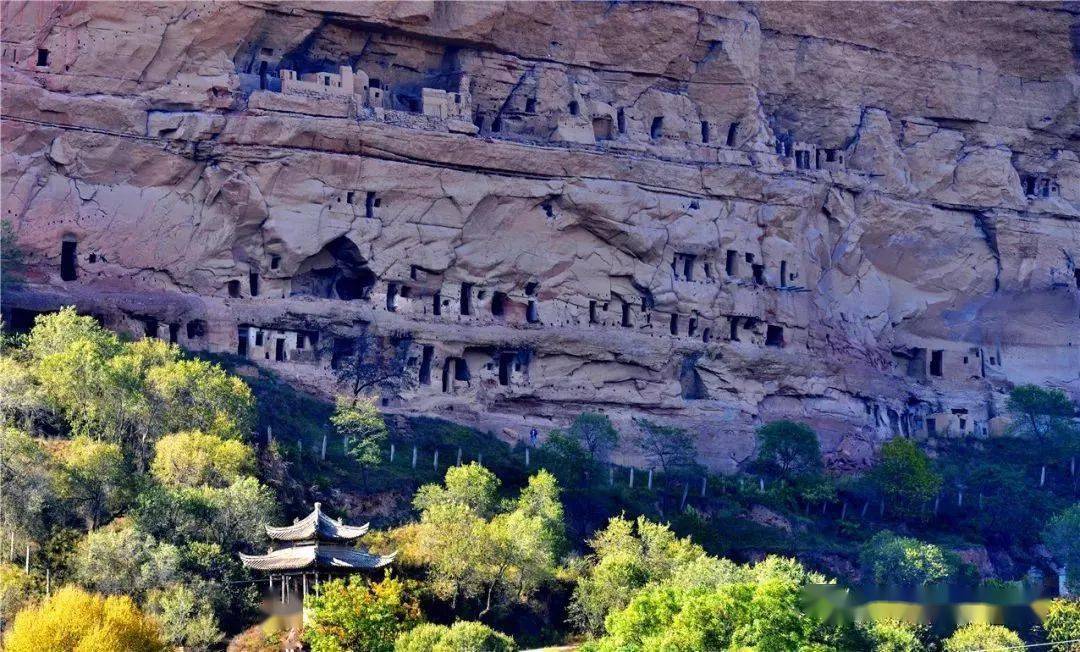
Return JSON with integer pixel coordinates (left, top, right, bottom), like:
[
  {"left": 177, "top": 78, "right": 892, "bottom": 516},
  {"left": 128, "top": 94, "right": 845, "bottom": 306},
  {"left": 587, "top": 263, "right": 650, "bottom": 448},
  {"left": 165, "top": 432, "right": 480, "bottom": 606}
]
[{"left": 2, "top": 1, "right": 1078, "bottom": 470}]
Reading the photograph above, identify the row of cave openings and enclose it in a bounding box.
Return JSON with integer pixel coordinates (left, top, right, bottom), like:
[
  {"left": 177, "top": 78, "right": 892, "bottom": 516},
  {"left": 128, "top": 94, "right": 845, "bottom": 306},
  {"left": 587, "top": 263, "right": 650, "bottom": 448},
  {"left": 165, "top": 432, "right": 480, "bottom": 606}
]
[{"left": 671, "top": 250, "right": 798, "bottom": 288}]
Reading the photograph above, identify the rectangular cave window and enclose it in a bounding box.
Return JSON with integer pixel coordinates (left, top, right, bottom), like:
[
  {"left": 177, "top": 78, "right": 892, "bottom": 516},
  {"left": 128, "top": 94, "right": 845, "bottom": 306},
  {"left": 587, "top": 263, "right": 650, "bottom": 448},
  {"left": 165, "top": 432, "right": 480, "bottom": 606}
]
[
  {"left": 702, "top": 327, "right": 711, "bottom": 343},
  {"left": 386, "top": 282, "right": 398, "bottom": 312},
  {"left": 460, "top": 283, "right": 472, "bottom": 315},
  {"left": 589, "top": 300, "right": 598, "bottom": 324},
  {"left": 36, "top": 48, "right": 48, "bottom": 67},
  {"left": 432, "top": 291, "right": 442, "bottom": 316},
  {"left": 688, "top": 317, "right": 697, "bottom": 337},
  {"left": 683, "top": 254, "right": 695, "bottom": 281},
  {"left": 650, "top": 117, "right": 663, "bottom": 139},
  {"left": 703, "top": 262, "right": 712, "bottom": 279},
  {"left": 419, "top": 345, "right": 434, "bottom": 385},
  {"left": 330, "top": 338, "right": 354, "bottom": 370},
  {"left": 765, "top": 325, "right": 784, "bottom": 347},
  {"left": 568, "top": 100, "right": 579, "bottom": 116},
  {"left": 930, "top": 350, "right": 944, "bottom": 377},
  {"left": 1075, "top": 268, "right": 1080, "bottom": 289},
  {"left": 249, "top": 271, "right": 260, "bottom": 297},
  {"left": 168, "top": 324, "right": 179, "bottom": 344},
  {"left": 525, "top": 97, "right": 536, "bottom": 113},
  {"left": 296, "top": 333, "right": 305, "bottom": 350},
  {"left": 752, "top": 264, "right": 764, "bottom": 285},
  {"left": 779, "top": 261, "right": 787, "bottom": 288},
  {"left": 275, "top": 338, "right": 286, "bottom": 362},
  {"left": 669, "top": 314, "right": 679, "bottom": 335},
  {"left": 255, "top": 330, "right": 264, "bottom": 346},
  {"left": 491, "top": 291, "right": 506, "bottom": 316},
  {"left": 701, "top": 121, "right": 710, "bottom": 143},
  {"left": 365, "top": 192, "right": 377, "bottom": 218},
  {"left": 927, "top": 418, "right": 937, "bottom": 436},
  {"left": 270, "top": 255, "right": 280, "bottom": 270},
  {"left": 726, "top": 122, "right": 739, "bottom": 147},
  {"left": 60, "top": 240, "right": 77, "bottom": 281},
  {"left": 617, "top": 108, "right": 626, "bottom": 134},
  {"left": 526, "top": 300, "right": 539, "bottom": 323},
  {"left": 346, "top": 191, "right": 356, "bottom": 205},
  {"left": 236, "top": 327, "right": 249, "bottom": 356},
  {"left": 227, "top": 280, "right": 240, "bottom": 298},
  {"left": 729, "top": 316, "right": 740, "bottom": 341},
  {"left": 142, "top": 318, "right": 158, "bottom": 338},
  {"left": 498, "top": 352, "right": 514, "bottom": 386},
  {"left": 454, "top": 358, "right": 470, "bottom": 381},
  {"left": 491, "top": 116, "right": 502, "bottom": 132},
  {"left": 725, "top": 250, "right": 738, "bottom": 277},
  {"left": 186, "top": 320, "right": 206, "bottom": 340},
  {"left": 621, "top": 302, "right": 632, "bottom": 327}
]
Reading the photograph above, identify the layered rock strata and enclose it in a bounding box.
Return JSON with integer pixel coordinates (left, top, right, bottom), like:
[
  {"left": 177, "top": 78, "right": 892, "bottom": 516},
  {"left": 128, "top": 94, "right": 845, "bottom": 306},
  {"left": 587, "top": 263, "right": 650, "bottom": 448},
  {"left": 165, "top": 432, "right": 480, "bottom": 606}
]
[{"left": 2, "top": 1, "right": 1078, "bottom": 469}]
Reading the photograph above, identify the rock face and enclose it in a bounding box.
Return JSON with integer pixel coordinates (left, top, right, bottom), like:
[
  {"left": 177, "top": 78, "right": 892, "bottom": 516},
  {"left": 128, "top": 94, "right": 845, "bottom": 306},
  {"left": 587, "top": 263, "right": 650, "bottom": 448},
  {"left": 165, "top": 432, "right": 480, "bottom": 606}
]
[{"left": 2, "top": 1, "right": 1078, "bottom": 470}]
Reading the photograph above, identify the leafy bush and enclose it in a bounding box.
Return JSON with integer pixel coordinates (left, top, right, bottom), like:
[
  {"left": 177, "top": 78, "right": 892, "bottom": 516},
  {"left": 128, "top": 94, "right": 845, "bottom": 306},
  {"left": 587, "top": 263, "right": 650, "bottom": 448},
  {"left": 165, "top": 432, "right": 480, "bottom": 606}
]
[
  {"left": 304, "top": 575, "right": 421, "bottom": 652},
  {"left": 942, "top": 623, "right": 1022, "bottom": 651},
  {"left": 395, "top": 621, "right": 517, "bottom": 652},
  {"left": 859, "top": 531, "right": 958, "bottom": 585},
  {"left": 869, "top": 438, "right": 941, "bottom": 519},
  {"left": 1043, "top": 599, "right": 1080, "bottom": 652},
  {"left": 151, "top": 430, "right": 255, "bottom": 488}
]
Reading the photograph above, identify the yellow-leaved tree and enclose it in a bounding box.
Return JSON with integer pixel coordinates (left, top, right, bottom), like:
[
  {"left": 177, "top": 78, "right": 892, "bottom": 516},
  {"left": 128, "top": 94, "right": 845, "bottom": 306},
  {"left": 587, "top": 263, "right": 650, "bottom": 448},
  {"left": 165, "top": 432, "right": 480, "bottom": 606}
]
[{"left": 3, "top": 585, "right": 165, "bottom": 652}]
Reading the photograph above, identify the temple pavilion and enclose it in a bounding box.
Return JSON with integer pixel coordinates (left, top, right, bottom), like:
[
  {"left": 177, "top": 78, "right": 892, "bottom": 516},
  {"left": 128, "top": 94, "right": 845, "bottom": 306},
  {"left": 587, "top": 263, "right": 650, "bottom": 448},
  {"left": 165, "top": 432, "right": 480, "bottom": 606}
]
[{"left": 240, "top": 502, "right": 395, "bottom": 603}]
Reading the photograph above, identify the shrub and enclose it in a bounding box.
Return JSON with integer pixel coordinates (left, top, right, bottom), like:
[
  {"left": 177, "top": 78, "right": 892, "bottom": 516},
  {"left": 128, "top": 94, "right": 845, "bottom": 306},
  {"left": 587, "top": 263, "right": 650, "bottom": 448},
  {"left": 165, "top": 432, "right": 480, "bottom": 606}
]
[
  {"left": 859, "top": 531, "right": 958, "bottom": 585},
  {"left": 395, "top": 621, "right": 517, "bottom": 652},
  {"left": 942, "top": 623, "right": 1023, "bottom": 651},
  {"left": 304, "top": 575, "right": 421, "bottom": 652}
]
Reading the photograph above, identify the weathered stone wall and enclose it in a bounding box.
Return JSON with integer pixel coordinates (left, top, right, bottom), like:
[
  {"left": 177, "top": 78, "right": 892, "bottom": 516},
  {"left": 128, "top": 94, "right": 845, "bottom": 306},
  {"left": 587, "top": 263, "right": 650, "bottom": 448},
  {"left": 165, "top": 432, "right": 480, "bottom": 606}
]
[{"left": 2, "top": 1, "right": 1078, "bottom": 470}]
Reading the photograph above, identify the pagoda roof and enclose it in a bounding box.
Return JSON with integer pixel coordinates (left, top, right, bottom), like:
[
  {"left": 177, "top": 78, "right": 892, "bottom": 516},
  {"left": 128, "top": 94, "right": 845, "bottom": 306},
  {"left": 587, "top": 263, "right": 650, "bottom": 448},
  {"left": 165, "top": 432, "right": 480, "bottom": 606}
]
[
  {"left": 265, "top": 502, "right": 370, "bottom": 542},
  {"left": 240, "top": 543, "right": 396, "bottom": 572}
]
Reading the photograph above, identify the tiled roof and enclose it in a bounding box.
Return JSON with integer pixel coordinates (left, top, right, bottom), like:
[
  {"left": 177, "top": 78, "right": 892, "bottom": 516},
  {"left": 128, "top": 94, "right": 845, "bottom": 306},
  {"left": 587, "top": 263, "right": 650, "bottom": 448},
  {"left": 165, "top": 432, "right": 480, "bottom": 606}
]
[
  {"left": 265, "top": 502, "right": 370, "bottom": 542},
  {"left": 239, "top": 543, "right": 396, "bottom": 571}
]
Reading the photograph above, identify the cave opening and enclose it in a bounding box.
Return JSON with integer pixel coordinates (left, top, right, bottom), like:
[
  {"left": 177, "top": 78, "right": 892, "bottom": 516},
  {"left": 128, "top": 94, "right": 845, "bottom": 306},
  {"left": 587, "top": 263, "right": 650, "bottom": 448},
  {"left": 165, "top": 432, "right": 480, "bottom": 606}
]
[
  {"left": 227, "top": 280, "right": 241, "bottom": 298},
  {"left": 701, "top": 121, "right": 710, "bottom": 143},
  {"left": 275, "top": 338, "right": 285, "bottom": 362},
  {"left": 930, "top": 350, "right": 944, "bottom": 377},
  {"left": 60, "top": 239, "right": 77, "bottom": 281},
  {"left": 491, "top": 291, "right": 507, "bottom": 316},
  {"left": 725, "top": 250, "right": 738, "bottom": 277},
  {"left": 726, "top": 122, "right": 739, "bottom": 146},
  {"left": 419, "top": 345, "right": 434, "bottom": 385},
  {"left": 650, "top": 117, "right": 663, "bottom": 139},
  {"left": 460, "top": 283, "right": 472, "bottom": 315},
  {"left": 765, "top": 325, "right": 784, "bottom": 347},
  {"left": 498, "top": 352, "right": 514, "bottom": 386}
]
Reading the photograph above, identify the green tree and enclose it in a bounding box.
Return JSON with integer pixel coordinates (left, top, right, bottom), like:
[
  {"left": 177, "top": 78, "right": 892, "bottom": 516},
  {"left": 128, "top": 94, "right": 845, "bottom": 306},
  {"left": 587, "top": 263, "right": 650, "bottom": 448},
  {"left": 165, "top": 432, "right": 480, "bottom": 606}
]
[
  {"left": 0, "top": 426, "right": 55, "bottom": 540},
  {"left": 754, "top": 420, "right": 823, "bottom": 479},
  {"left": 134, "top": 477, "right": 274, "bottom": 550},
  {"left": 633, "top": 419, "right": 698, "bottom": 476},
  {"left": 1043, "top": 599, "right": 1080, "bottom": 652},
  {"left": 72, "top": 526, "right": 180, "bottom": 600},
  {"left": 0, "top": 356, "right": 47, "bottom": 428},
  {"left": 859, "top": 531, "right": 958, "bottom": 585},
  {"left": 413, "top": 462, "right": 500, "bottom": 518},
  {"left": 146, "top": 357, "right": 255, "bottom": 441},
  {"left": 570, "top": 515, "right": 706, "bottom": 634},
  {"left": 413, "top": 465, "right": 563, "bottom": 617},
  {"left": 54, "top": 436, "right": 130, "bottom": 529},
  {"left": 3, "top": 585, "right": 165, "bottom": 652},
  {"left": 585, "top": 556, "right": 830, "bottom": 652},
  {"left": 569, "top": 412, "right": 619, "bottom": 462},
  {"left": 151, "top": 430, "right": 255, "bottom": 488},
  {"left": 1045, "top": 505, "right": 1080, "bottom": 594},
  {"left": 860, "top": 618, "right": 926, "bottom": 652},
  {"left": 1006, "top": 385, "right": 1076, "bottom": 440},
  {"left": 942, "top": 623, "right": 1023, "bottom": 651},
  {"left": 331, "top": 396, "right": 388, "bottom": 488},
  {"left": 395, "top": 621, "right": 517, "bottom": 652},
  {"left": 869, "top": 438, "right": 941, "bottom": 519},
  {"left": 540, "top": 429, "right": 593, "bottom": 484},
  {"left": 147, "top": 583, "right": 223, "bottom": 651},
  {"left": 304, "top": 575, "right": 421, "bottom": 652},
  {"left": 0, "top": 562, "right": 37, "bottom": 628}
]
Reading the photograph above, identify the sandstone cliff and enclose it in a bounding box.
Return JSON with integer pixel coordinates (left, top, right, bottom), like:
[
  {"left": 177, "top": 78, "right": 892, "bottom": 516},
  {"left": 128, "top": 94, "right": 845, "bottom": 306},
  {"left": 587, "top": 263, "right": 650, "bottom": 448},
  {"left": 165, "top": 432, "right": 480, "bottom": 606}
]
[{"left": 2, "top": 1, "right": 1078, "bottom": 470}]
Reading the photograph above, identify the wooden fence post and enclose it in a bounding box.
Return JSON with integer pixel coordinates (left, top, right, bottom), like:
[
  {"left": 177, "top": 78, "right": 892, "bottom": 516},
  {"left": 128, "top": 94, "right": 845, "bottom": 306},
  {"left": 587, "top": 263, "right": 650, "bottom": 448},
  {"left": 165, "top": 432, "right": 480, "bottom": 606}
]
[
  {"left": 629, "top": 467, "right": 635, "bottom": 488},
  {"left": 433, "top": 449, "right": 439, "bottom": 470},
  {"left": 647, "top": 469, "right": 653, "bottom": 490},
  {"left": 320, "top": 435, "right": 327, "bottom": 460},
  {"left": 411, "top": 446, "right": 418, "bottom": 469},
  {"left": 389, "top": 443, "right": 395, "bottom": 463},
  {"left": 700, "top": 476, "right": 707, "bottom": 497}
]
